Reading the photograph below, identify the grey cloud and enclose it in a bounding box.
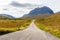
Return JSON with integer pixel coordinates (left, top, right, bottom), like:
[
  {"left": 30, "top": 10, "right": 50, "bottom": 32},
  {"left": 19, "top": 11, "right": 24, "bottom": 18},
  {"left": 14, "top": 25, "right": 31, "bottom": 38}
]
[{"left": 10, "top": 1, "right": 40, "bottom": 9}]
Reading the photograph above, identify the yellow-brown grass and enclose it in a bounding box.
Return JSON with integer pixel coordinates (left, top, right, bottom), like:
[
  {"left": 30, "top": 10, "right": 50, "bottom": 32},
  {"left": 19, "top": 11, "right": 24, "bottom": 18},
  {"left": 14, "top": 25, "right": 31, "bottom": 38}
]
[
  {"left": 0, "top": 19, "right": 31, "bottom": 31},
  {"left": 35, "top": 12, "right": 60, "bottom": 38}
]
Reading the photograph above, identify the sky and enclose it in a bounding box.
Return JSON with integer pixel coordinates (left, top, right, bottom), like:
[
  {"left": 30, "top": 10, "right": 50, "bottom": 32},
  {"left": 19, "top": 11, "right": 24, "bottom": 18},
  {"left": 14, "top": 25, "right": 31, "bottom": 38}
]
[{"left": 0, "top": 0, "right": 60, "bottom": 18}]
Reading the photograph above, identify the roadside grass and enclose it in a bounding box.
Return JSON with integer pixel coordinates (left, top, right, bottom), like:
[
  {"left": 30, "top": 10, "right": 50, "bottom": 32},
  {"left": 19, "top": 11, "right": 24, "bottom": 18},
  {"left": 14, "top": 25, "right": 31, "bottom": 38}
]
[
  {"left": 35, "top": 20, "right": 60, "bottom": 38},
  {"left": 0, "top": 19, "right": 31, "bottom": 35}
]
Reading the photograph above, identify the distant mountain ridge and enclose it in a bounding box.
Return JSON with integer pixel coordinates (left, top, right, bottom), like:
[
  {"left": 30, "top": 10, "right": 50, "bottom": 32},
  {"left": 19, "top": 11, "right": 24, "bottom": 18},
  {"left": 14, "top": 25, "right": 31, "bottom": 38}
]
[
  {"left": 22, "top": 6, "right": 54, "bottom": 19},
  {"left": 0, "top": 14, "right": 15, "bottom": 19}
]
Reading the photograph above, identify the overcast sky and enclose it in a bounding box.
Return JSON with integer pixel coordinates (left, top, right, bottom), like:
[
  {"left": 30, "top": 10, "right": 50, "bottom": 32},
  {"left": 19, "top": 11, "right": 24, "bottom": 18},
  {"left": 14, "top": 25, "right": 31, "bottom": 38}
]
[{"left": 0, "top": 0, "right": 60, "bottom": 18}]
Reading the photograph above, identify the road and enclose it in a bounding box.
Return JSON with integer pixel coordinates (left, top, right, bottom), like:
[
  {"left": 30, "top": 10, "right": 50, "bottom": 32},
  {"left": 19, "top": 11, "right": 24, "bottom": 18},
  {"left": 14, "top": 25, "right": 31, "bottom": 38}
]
[{"left": 0, "top": 21, "right": 60, "bottom": 40}]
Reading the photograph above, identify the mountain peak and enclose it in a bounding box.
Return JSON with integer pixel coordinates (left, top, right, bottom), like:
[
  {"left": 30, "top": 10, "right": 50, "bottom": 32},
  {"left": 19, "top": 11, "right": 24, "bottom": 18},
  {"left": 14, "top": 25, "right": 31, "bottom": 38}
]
[
  {"left": 22, "top": 6, "right": 54, "bottom": 19},
  {"left": 29, "top": 6, "right": 54, "bottom": 15}
]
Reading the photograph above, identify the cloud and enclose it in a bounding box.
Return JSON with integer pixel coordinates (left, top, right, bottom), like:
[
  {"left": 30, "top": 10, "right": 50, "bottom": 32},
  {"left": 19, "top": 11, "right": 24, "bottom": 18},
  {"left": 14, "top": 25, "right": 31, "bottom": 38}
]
[{"left": 10, "top": 1, "right": 41, "bottom": 9}]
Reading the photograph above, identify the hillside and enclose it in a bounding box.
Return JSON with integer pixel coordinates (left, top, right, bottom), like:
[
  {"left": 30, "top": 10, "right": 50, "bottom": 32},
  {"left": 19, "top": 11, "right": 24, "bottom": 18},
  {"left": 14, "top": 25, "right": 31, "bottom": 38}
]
[
  {"left": 39, "top": 12, "right": 60, "bottom": 26},
  {"left": 0, "top": 14, "right": 15, "bottom": 19},
  {"left": 35, "top": 12, "right": 60, "bottom": 38}
]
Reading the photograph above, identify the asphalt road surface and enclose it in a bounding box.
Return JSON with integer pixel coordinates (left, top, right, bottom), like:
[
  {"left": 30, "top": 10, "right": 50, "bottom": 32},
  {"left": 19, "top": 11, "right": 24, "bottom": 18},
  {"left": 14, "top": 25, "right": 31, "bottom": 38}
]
[{"left": 0, "top": 21, "right": 60, "bottom": 40}]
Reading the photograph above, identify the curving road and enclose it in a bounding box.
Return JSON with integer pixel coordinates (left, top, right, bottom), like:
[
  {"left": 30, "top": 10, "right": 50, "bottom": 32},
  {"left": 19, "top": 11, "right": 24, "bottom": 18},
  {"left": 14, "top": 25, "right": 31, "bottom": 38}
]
[{"left": 0, "top": 21, "right": 60, "bottom": 40}]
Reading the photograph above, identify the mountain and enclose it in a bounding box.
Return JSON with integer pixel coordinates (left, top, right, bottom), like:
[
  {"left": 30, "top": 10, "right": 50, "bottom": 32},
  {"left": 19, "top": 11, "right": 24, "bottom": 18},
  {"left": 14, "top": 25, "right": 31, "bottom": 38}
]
[
  {"left": 29, "top": 6, "right": 54, "bottom": 15},
  {"left": 0, "top": 14, "right": 15, "bottom": 19},
  {"left": 22, "top": 6, "right": 54, "bottom": 19}
]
